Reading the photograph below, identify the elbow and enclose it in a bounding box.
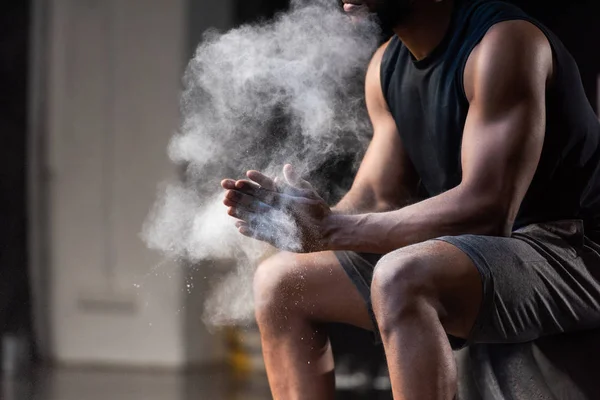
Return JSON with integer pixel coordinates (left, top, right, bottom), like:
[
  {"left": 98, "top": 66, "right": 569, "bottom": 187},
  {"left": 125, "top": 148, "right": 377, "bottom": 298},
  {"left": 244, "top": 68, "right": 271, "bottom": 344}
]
[
  {"left": 486, "top": 217, "right": 513, "bottom": 237},
  {"left": 374, "top": 191, "right": 416, "bottom": 213},
  {"left": 478, "top": 201, "right": 514, "bottom": 237},
  {"left": 458, "top": 181, "right": 516, "bottom": 237},
  {"left": 460, "top": 188, "right": 513, "bottom": 237},
  {"left": 374, "top": 201, "right": 399, "bottom": 213}
]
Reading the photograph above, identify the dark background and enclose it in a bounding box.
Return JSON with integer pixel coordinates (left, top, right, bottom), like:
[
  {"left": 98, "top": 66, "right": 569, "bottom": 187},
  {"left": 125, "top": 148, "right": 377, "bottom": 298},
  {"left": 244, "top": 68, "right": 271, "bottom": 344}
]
[
  {"left": 235, "top": 0, "right": 600, "bottom": 108},
  {"left": 0, "top": 1, "right": 32, "bottom": 344},
  {"left": 1, "top": 0, "right": 599, "bottom": 377}
]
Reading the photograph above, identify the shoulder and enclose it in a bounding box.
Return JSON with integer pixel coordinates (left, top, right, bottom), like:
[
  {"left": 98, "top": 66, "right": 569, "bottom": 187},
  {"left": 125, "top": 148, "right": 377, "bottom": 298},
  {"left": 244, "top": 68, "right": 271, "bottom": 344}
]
[
  {"left": 366, "top": 39, "right": 394, "bottom": 114},
  {"left": 369, "top": 38, "right": 394, "bottom": 73},
  {"left": 464, "top": 20, "right": 553, "bottom": 102},
  {"left": 476, "top": 20, "right": 551, "bottom": 64},
  {"left": 366, "top": 38, "right": 394, "bottom": 94}
]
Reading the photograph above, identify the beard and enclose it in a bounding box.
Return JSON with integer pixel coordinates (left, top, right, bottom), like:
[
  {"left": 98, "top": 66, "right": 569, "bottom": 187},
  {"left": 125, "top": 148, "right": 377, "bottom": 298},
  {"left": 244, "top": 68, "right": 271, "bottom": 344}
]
[{"left": 370, "top": 0, "right": 415, "bottom": 31}]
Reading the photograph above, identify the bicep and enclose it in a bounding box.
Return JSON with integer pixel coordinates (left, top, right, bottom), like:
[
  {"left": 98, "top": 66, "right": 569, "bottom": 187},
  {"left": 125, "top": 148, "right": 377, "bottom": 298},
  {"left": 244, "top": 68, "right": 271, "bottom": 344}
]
[
  {"left": 461, "top": 89, "right": 545, "bottom": 222},
  {"left": 460, "top": 21, "right": 552, "bottom": 226}
]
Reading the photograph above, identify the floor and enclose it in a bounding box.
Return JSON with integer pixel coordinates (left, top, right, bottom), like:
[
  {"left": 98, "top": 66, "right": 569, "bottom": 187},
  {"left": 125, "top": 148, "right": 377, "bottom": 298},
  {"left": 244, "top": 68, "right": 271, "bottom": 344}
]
[
  {"left": 0, "top": 367, "right": 393, "bottom": 400},
  {"left": 2, "top": 368, "right": 266, "bottom": 400}
]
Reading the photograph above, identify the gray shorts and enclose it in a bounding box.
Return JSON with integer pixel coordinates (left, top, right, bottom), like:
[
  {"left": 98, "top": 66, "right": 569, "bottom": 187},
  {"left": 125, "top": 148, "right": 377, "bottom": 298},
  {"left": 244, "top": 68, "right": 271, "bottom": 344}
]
[{"left": 335, "top": 220, "right": 600, "bottom": 350}]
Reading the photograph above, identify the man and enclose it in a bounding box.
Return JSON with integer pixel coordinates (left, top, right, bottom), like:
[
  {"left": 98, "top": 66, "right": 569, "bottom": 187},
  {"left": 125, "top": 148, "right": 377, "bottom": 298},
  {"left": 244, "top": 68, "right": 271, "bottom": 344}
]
[{"left": 222, "top": 0, "right": 600, "bottom": 398}]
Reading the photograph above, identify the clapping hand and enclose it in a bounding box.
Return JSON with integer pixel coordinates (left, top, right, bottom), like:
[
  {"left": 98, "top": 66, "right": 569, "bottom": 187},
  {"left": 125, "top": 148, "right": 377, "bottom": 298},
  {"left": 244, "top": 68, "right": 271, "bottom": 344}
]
[{"left": 221, "top": 164, "right": 332, "bottom": 253}]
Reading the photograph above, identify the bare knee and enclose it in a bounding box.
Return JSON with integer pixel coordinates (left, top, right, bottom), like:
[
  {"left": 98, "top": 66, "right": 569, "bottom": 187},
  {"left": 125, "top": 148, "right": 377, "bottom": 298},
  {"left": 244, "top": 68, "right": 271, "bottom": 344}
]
[
  {"left": 371, "top": 246, "right": 441, "bottom": 335},
  {"left": 253, "top": 252, "right": 309, "bottom": 326}
]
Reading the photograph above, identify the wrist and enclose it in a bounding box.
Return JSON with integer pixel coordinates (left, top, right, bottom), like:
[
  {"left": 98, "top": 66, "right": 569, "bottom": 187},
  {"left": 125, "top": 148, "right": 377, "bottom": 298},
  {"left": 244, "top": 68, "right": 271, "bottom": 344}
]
[{"left": 322, "top": 212, "right": 359, "bottom": 251}]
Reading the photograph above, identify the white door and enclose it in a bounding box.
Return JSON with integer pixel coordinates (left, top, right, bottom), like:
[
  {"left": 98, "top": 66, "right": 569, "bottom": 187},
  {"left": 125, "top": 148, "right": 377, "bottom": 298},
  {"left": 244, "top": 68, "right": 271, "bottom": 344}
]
[{"left": 29, "top": 0, "right": 229, "bottom": 368}]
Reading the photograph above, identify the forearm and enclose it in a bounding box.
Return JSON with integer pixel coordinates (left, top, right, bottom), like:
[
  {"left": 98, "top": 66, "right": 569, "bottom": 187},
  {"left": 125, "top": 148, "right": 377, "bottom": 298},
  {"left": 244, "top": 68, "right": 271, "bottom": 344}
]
[{"left": 325, "top": 186, "right": 509, "bottom": 254}]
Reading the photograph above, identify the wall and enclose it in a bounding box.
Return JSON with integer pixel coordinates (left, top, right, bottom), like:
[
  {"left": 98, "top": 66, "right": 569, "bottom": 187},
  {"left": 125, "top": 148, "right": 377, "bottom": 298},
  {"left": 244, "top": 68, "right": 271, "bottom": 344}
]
[{"left": 33, "top": 0, "right": 233, "bottom": 368}]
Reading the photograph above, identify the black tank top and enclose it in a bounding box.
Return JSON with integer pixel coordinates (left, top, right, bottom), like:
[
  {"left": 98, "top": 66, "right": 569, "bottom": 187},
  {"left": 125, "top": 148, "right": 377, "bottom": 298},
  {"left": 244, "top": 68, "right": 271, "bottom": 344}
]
[{"left": 381, "top": 0, "right": 600, "bottom": 231}]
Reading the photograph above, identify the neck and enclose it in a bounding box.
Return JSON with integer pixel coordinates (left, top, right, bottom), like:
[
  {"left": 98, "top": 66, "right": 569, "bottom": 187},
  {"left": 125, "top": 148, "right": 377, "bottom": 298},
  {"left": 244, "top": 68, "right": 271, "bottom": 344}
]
[{"left": 393, "top": 0, "right": 455, "bottom": 61}]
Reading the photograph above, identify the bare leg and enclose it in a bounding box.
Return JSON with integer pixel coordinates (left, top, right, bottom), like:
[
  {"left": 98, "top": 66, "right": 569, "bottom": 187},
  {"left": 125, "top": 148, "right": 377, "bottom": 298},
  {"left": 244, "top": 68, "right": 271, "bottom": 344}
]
[
  {"left": 371, "top": 241, "right": 482, "bottom": 400},
  {"left": 254, "top": 251, "right": 373, "bottom": 400}
]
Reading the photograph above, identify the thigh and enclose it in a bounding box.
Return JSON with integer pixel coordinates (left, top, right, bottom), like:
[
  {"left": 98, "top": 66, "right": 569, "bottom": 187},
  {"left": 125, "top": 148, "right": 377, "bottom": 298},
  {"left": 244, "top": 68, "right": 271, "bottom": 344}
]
[
  {"left": 255, "top": 251, "right": 375, "bottom": 331},
  {"left": 439, "top": 220, "right": 600, "bottom": 345}
]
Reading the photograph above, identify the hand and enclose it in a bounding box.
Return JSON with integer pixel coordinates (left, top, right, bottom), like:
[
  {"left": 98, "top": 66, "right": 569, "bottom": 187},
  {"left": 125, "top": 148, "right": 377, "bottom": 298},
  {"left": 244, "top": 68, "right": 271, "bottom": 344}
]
[{"left": 221, "top": 164, "right": 332, "bottom": 253}]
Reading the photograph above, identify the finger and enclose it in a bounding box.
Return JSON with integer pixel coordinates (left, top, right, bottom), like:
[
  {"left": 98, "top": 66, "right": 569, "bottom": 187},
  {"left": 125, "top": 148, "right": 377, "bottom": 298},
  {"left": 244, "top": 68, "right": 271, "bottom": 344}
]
[
  {"left": 228, "top": 207, "right": 282, "bottom": 233},
  {"left": 238, "top": 225, "right": 301, "bottom": 252},
  {"left": 231, "top": 181, "right": 284, "bottom": 207},
  {"left": 235, "top": 179, "right": 262, "bottom": 193},
  {"left": 283, "top": 164, "right": 313, "bottom": 190},
  {"left": 221, "top": 179, "right": 237, "bottom": 190},
  {"left": 238, "top": 186, "right": 286, "bottom": 208},
  {"left": 247, "top": 170, "right": 278, "bottom": 191},
  {"left": 224, "top": 190, "right": 273, "bottom": 213},
  {"left": 235, "top": 178, "right": 280, "bottom": 196},
  {"left": 227, "top": 206, "right": 254, "bottom": 222},
  {"left": 273, "top": 176, "right": 283, "bottom": 191},
  {"left": 258, "top": 189, "right": 289, "bottom": 208},
  {"left": 234, "top": 214, "right": 276, "bottom": 242},
  {"left": 273, "top": 176, "right": 312, "bottom": 197},
  {"left": 238, "top": 224, "right": 278, "bottom": 247},
  {"left": 235, "top": 176, "right": 311, "bottom": 201}
]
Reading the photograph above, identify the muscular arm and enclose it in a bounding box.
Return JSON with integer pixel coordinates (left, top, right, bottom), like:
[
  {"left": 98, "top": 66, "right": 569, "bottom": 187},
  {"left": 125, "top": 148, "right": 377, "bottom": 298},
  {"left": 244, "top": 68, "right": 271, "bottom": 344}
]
[
  {"left": 325, "top": 21, "right": 553, "bottom": 254},
  {"left": 333, "top": 42, "right": 419, "bottom": 214}
]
